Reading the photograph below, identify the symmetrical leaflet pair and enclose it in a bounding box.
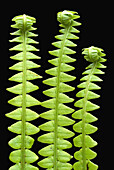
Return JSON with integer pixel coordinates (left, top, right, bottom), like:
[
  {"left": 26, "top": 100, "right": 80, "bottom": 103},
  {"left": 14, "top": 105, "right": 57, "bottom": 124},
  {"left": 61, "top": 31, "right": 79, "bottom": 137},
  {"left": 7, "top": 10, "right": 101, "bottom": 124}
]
[{"left": 6, "top": 10, "right": 106, "bottom": 170}]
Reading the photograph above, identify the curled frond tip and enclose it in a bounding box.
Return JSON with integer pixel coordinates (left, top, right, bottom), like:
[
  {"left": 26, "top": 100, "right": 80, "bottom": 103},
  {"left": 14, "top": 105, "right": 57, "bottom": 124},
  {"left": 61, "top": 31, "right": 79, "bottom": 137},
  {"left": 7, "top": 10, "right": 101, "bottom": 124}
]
[
  {"left": 11, "top": 14, "right": 36, "bottom": 30},
  {"left": 82, "top": 46, "right": 106, "bottom": 62},
  {"left": 57, "top": 10, "right": 80, "bottom": 26}
]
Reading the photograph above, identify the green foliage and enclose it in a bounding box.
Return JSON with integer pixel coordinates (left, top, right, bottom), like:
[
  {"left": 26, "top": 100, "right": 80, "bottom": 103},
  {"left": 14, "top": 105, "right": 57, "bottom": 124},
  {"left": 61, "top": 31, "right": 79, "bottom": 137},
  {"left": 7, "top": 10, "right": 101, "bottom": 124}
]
[
  {"left": 6, "top": 14, "right": 41, "bottom": 169},
  {"left": 72, "top": 46, "right": 106, "bottom": 170},
  {"left": 5, "top": 11, "right": 106, "bottom": 170},
  {"left": 38, "top": 10, "right": 81, "bottom": 169}
]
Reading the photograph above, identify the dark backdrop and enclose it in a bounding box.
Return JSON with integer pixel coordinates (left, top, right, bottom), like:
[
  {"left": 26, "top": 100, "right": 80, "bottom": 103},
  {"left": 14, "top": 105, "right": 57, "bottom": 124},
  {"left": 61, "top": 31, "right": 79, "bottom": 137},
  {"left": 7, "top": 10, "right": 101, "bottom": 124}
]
[{"left": 0, "top": 1, "right": 112, "bottom": 169}]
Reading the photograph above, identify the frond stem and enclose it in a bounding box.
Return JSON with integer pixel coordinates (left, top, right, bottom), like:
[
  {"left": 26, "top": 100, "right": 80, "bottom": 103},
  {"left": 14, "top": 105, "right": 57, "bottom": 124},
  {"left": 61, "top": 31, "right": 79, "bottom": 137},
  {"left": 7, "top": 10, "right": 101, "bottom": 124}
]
[
  {"left": 53, "top": 26, "right": 70, "bottom": 170},
  {"left": 21, "top": 15, "right": 27, "bottom": 170},
  {"left": 82, "top": 62, "right": 97, "bottom": 170}
]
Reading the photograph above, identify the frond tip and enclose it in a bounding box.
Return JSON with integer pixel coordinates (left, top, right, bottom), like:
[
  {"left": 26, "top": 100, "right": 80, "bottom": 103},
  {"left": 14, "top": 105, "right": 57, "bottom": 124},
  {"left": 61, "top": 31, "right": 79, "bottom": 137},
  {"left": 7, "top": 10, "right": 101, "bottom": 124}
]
[
  {"left": 11, "top": 14, "right": 36, "bottom": 30},
  {"left": 73, "top": 46, "right": 106, "bottom": 170},
  {"left": 82, "top": 46, "right": 106, "bottom": 62},
  {"left": 57, "top": 10, "right": 80, "bottom": 26}
]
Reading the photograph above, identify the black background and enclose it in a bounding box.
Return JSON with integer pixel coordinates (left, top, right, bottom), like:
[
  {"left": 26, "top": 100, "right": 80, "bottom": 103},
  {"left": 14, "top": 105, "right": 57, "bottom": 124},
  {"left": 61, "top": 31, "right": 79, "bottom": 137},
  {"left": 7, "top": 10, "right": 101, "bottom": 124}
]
[{"left": 0, "top": 1, "right": 113, "bottom": 169}]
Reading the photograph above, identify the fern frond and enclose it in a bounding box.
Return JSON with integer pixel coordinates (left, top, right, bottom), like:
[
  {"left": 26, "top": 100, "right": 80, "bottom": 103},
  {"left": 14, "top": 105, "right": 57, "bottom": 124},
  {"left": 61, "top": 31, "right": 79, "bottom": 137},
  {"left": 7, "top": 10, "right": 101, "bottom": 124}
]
[
  {"left": 72, "top": 46, "right": 106, "bottom": 170},
  {"left": 38, "top": 10, "right": 81, "bottom": 169},
  {"left": 6, "top": 14, "right": 42, "bottom": 170}
]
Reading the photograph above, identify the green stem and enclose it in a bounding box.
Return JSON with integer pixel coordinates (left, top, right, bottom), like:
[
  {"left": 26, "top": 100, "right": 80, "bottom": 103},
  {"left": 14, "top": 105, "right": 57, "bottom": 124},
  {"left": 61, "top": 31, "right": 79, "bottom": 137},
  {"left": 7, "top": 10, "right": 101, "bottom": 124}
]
[
  {"left": 82, "top": 62, "right": 97, "bottom": 170},
  {"left": 21, "top": 15, "right": 27, "bottom": 170},
  {"left": 53, "top": 26, "right": 70, "bottom": 170}
]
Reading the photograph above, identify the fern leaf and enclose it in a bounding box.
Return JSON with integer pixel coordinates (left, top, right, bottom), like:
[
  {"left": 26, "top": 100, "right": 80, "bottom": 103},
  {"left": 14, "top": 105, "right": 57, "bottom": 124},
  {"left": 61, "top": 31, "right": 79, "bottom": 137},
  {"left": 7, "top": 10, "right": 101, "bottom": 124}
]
[
  {"left": 6, "top": 14, "right": 41, "bottom": 169},
  {"left": 38, "top": 10, "right": 81, "bottom": 169},
  {"left": 72, "top": 46, "right": 106, "bottom": 170}
]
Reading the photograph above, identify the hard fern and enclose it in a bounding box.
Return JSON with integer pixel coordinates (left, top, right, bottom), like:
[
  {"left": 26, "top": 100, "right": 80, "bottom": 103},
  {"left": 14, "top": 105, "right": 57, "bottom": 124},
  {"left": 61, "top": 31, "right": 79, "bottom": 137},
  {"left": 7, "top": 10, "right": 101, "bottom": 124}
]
[
  {"left": 6, "top": 14, "right": 42, "bottom": 170},
  {"left": 38, "top": 10, "right": 81, "bottom": 169},
  {"left": 72, "top": 46, "right": 106, "bottom": 170}
]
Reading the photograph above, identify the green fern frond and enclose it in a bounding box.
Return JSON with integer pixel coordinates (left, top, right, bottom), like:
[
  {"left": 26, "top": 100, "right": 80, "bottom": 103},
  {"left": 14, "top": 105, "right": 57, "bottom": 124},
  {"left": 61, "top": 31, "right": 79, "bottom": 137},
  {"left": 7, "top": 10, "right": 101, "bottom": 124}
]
[
  {"left": 72, "top": 46, "right": 106, "bottom": 170},
  {"left": 38, "top": 10, "right": 81, "bottom": 169},
  {"left": 6, "top": 14, "right": 42, "bottom": 170}
]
